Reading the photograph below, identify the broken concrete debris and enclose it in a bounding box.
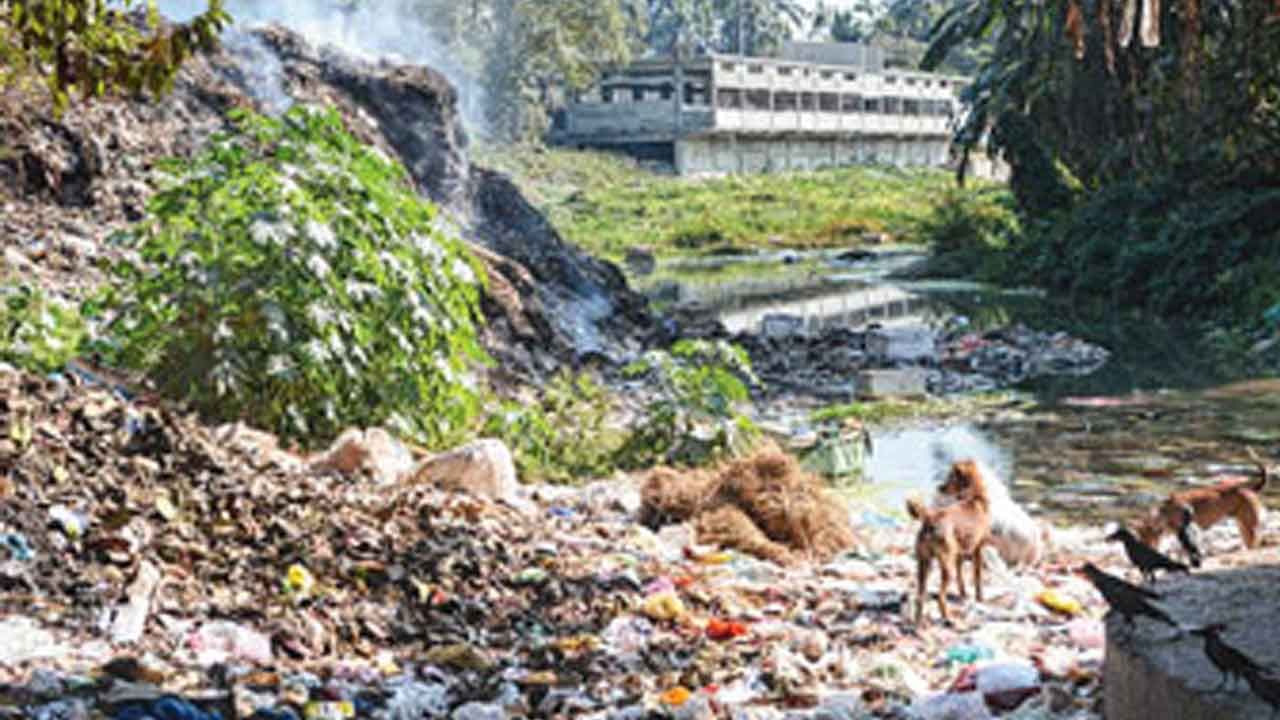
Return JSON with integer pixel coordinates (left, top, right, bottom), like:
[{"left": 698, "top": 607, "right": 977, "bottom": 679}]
[{"left": 731, "top": 321, "right": 1110, "bottom": 401}]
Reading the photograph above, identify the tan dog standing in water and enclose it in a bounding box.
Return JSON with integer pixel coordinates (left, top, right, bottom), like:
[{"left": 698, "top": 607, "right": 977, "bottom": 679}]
[
  {"left": 1135, "top": 449, "right": 1269, "bottom": 553},
  {"left": 906, "top": 460, "right": 992, "bottom": 625}
]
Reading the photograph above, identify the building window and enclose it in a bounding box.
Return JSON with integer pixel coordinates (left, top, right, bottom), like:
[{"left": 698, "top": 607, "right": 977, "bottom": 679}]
[
  {"left": 844, "top": 72, "right": 857, "bottom": 81},
  {"left": 841, "top": 94, "right": 861, "bottom": 113},
  {"left": 800, "top": 92, "right": 817, "bottom": 111},
  {"left": 885, "top": 76, "right": 897, "bottom": 85},
  {"left": 775, "top": 91, "right": 798, "bottom": 111},
  {"left": 819, "top": 93, "right": 839, "bottom": 112},
  {"left": 633, "top": 87, "right": 645, "bottom": 101},
  {"left": 717, "top": 88, "right": 743, "bottom": 109},
  {"left": 863, "top": 97, "right": 881, "bottom": 113},
  {"left": 820, "top": 70, "right": 834, "bottom": 80},
  {"left": 778, "top": 66, "right": 794, "bottom": 76},
  {"left": 746, "top": 89, "right": 771, "bottom": 110},
  {"left": 748, "top": 64, "right": 764, "bottom": 74},
  {"left": 721, "top": 62, "right": 737, "bottom": 73}
]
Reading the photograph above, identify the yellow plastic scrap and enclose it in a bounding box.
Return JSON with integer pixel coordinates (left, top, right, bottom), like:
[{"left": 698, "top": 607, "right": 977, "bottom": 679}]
[
  {"left": 284, "top": 564, "right": 316, "bottom": 597},
  {"left": 1036, "top": 588, "right": 1083, "bottom": 616},
  {"left": 642, "top": 591, "right": 687, "bottom": 621},
  {"left": 660, "top": 687, "right": 692, "bottom": 706},
  {"left": 555, "top": 634, "right": 599, "bottom": 653}
]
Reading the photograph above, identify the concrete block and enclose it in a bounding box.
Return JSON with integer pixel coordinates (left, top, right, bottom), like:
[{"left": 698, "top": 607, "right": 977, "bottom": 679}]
[
  {"left": 761, "top": 313, "right": 805, "bottom": 338},
  {"left": 1103, "top": 563, "right": 1280, "bottom": 720},
  {"left": 866, "top": 326, "right": 936, "bottom": 362},
  {"left": 857, "top": 368, "right": 929, "bottom": 398}
]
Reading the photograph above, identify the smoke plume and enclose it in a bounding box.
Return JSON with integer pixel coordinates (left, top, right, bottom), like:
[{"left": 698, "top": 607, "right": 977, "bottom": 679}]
[{"left": 157, "top": 0, "right": 487, "bottom": 131}]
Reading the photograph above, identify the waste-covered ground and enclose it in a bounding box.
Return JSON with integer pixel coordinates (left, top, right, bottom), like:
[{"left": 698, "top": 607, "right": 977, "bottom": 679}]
[{"left": 4, "top": 364, "right": 1277, "bottom": 720}]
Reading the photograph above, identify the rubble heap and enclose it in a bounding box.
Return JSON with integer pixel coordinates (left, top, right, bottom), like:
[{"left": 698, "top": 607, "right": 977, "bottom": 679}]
[
  {"left": 0, "top": 21, "right": 655, "bottom": 380},
  {"left": 729, "top": 323, "right": 1110, "bottom": 401}
]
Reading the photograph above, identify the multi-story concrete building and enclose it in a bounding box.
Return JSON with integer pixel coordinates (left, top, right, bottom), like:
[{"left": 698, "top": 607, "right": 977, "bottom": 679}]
[{"left": 550, "top": 43, "right": 970, "bottom": 175}]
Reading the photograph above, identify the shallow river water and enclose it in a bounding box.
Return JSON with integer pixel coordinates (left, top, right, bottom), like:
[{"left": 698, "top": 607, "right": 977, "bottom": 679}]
[{"left": 634, "top": 250, "right": 1279, "bottom": 524}]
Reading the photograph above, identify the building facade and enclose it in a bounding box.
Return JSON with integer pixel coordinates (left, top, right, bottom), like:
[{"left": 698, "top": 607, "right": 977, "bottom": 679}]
[{"left": 550, "top": 49, "right": 969, "bottom": 176}]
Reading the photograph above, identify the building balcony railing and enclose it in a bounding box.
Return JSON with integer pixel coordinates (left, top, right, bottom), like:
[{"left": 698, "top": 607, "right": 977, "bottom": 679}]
[{"left": 557, "top": 102, "right": 954, "bottom": 140}]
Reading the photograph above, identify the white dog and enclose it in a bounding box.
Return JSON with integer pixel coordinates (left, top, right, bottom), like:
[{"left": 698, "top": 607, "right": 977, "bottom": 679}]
[{"left": 935, "top": 459, "right": 1051, "bottom": 568}]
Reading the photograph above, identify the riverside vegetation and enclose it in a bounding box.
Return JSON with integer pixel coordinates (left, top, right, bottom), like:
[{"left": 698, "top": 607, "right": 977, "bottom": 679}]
[{"left": 476, "top": 144, "right": 1011, "bottom": 260}]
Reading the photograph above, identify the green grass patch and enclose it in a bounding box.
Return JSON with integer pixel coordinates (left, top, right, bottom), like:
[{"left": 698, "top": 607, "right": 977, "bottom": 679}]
[
  {"left": 475, "top": 144, "right": 1003, "bottom": 261},
  {"left": 811, "top": 392, "right": 1029, "bottom": 427}
]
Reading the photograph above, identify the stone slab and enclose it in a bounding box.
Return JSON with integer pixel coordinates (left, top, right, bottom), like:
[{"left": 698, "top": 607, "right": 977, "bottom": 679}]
[
  {"left": 1103, "top": 562, "right": 1280, "bottom": 720},
  {"left": 856, "top": 368, "right": 929, "bottom": 398},
  {"left": 865, "top": 326, "right": 936, "bottom": 362}
]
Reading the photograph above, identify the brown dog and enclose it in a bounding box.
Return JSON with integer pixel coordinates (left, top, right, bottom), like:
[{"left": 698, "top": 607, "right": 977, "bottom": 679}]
[
  {"left": 1135, "top": 450, "right": 1269, "bottom": 553},
  {"left": 907, "top": 459, "right": 992, "bottom": 625}
]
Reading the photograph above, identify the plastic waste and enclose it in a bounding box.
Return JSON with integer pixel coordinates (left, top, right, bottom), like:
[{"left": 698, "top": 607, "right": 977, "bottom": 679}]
[
  {"left": 49, "top": 504, "right": 86, "bottom": 539},
  {"left": 601, "top": 615, "right": 652, "bottom": 654},
  {"left": 706, "top": 618, "right": 749, "bottom": 641},
  {"left": 188, "top": 621, "right": 273, "bottom": 666},
  {"left": 1035, "top": 589, "right": 1082, "bottom": 616},
  {"left": 383, "top": 682, "right": 450, "bottom": 720},
  {"left": 660, "top": 687, "right": 692, "bottom": 706},
  {"left": 911, "top": 691, "right": 993, "bottom": 720},
  {"left": 284, "top": 564, "right": 316, "bottom": 597},
  {"left": 945, "top": 644, "right": 995, "bottom": 665},
  {"left": 1066, "top": 618, "right": 1105, "bottom": 650},
  {"left": 0, "top": 616, "right": 63, "bottom": 665},
  {"left": 511, "top": 567, "right": 548, "bottom": 586},
  {"left": 302, "top": 701, "right": 354, "bottom": 720},
  {"left": 113, "top": 696, "right": 222, "bottom": 720},
  {"left": 641, "top": 591, "right": 686, "bottom": 621},
  {"left": 1, "top": 531, "right": 33, "bottom": 560},
  {"left": 813, "top": 692, "right": 865, "bottom": 719},
  {"left": 975, "top": 661, "right": 1041, "bottom": 712},
  {"left": 31, "top": 699, "right": 92, "bottom": 720},
  {"left": 449, "top": 700, "right": 506, "bottom": 719}
]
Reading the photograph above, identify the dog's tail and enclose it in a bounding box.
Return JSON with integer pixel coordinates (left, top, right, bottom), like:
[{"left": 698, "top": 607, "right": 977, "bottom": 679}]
[
  {"left": 1246, "top": 446, "right": 1269, "bottom": 493},
  {"left": 906, "top": 497, "right": 932, "bottom": 522}
]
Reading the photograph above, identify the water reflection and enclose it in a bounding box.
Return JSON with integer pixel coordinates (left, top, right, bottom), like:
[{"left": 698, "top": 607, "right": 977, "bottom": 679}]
[{"left": 853, "top": 424, "right": 1012, "bottom": 511}]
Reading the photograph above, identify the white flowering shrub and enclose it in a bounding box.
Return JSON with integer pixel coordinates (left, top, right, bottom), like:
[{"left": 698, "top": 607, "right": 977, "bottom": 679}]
[{"left": 103, "top": 106, "right": 487, "bottom": 447}]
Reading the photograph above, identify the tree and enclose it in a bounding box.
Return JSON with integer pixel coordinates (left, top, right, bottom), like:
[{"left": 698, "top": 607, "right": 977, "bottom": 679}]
[
  {"left": 0, "top": 0, "right": 231, "bottom": 114},
  {"left": 924, "top": 0, "right": 1280, "bottom": 204},
  {"left": 484, "top": 0, "right": 646, "bottom": 141}
]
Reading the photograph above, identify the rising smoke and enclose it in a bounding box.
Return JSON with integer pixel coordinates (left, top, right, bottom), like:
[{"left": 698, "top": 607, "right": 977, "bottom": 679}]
[{"left": 156, "top": 0, "right": 487, "bottom": 131}]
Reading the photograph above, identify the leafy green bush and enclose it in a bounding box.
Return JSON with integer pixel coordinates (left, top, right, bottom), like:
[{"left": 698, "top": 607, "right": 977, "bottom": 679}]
[
  {"left": 102, "top": 105, "right": 487, "bottom": 448},
  {"left": 0, "top": 281, "right": 85, "bottom": 373},
  {"left": 617, "top": 339, "right": 759, "bottom": 467},
  {"left": 915, "top": 187, "right": 1021, "bottom": 280},
  {"left": 483, "top": 371, "right": 621, "bottom": 484}
]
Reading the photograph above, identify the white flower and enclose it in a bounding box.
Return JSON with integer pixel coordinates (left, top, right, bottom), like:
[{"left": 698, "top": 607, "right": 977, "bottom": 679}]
[
  {"left": 451, "top": 258, "right": 476, "bottom": 285},
  {"left": 304, "top": 219, "right": 337, "bottom": 251},
  {"left": 302, "top": 338, "right": 330, "bottom": 363},
  {"left": 266, "top": 355, "right": 292, "bottom": 376},
  {"left": 306, "top": 254, "right": 331, "bottom": 279},
  {"left": 306, "top": 302, "right": 335, "bottom": 328},
  {"left": 411, "top": 233, "right": 443, "bottom": 264},
  {"left": 250, "top": 218, "right": 289, "bottom": 247}
]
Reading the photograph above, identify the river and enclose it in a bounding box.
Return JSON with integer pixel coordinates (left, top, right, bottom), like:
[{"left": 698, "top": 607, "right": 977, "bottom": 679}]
[{"left": 632, "top": 249, "right": 1279, "bottom": 525}]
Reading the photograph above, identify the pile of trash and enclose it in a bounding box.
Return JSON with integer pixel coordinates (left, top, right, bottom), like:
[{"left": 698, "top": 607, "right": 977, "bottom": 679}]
[
  {"left": 6, "top": 362, "right": 1270, "bottom": 720},
  {"left": 730, "top": 321, "right": 1109, "bottom": 401},
  {"left": 935, "top": 325, "right": 1111, "bottom": 395}
]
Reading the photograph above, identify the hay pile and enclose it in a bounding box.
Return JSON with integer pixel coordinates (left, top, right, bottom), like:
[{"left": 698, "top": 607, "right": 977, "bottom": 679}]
[{"left": 640, "top": 446, "right": 858, "bottom": 564}]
